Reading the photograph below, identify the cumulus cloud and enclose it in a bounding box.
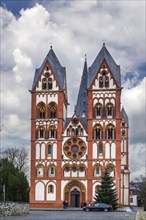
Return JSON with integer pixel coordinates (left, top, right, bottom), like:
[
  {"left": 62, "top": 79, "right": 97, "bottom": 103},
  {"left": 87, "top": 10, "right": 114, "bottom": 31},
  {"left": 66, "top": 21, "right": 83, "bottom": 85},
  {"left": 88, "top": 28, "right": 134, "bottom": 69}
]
[{"left": 1, "top": 1, "right": 145, "bottom": 180}]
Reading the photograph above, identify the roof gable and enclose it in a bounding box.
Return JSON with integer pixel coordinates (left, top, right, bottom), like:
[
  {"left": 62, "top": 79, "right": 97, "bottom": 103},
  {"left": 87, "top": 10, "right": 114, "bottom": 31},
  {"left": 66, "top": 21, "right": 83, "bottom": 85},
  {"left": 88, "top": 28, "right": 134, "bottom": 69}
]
[
  {"left": 32, "top": 48, "right": 66, "bottom": 90},
  {"left": 63, "top": 113, "right": 88, "bottom": 133},
  {"left": 88, "top": 44, "right": 121, "bottom": 88}
]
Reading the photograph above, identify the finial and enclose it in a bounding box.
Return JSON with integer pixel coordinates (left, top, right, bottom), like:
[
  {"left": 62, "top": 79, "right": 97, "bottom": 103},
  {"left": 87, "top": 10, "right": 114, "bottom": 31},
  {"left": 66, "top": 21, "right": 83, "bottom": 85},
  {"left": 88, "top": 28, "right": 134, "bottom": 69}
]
[
  {"left": 50, "top": 42, "right": 53, "bottom": 49},
  {"left": 84, "top": 53, "right": 87, "bottom": 61},
  {"left": 103, "top": 40, "right": 105, "bottom": 46}
]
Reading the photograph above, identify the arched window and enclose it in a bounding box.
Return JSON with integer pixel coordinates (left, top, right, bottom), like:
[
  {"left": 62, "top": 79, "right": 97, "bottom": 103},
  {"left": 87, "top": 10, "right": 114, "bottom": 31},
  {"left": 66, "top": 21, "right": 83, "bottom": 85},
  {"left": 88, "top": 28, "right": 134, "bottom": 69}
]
[
  {"left": 67, "top": 128, "right": 70, "bottom": 136},
  {"left": 48, "top": 166, "right": 55, "bottom": 176},
  {"left": 99, "top": 76, "right": 103, "bottom": 88},
  {"left": 48, "top": 102, "right": 57, "bottom": 118},
  {"left": 105, "top": 76, "right": 109, "bottom": 87},
  {"left": 47, "top": 126, "right": 57, "bottom": 138},
  {"left": 95, "top": 185, "right": 100, "bottom": 194},
  {"left": 94, "top": 164, "right": 102, "bottom": 176},
  {"left": 36, "top": 102, "right": 45, "bottom": 118},
  {"left": 99, "top": 70, "right": 109, "bottom": 88},
  {"left": 48, "top": 78, "right": 52, "bottom": 89},
  {"left": 106, "top": 163, "right": 115, "bottom": 173},
  {"left": 94, "top": 103, "right": 102, "bottom": 118},
  {"left": 122, "top": 129, "right": 126, "bottom": 137},
  {"left": 48, "top": 144, "right": 53, "bottom": 157},
  {"left": 97, "top": 142, "right": 103, "bottom": 156},
  {"left": 93, "top": 124, "right": 102, "bottom": 139},
  {"left": 36, "top": 165, "right": 44, "bottom": 177},
  {"left": 42, "top": 78, "right": 47, "bottom": 90},
  {"left": 106, "top": 124, "right": 115, "bottom": 139},
  {"left": 48, "top": 185, "right": 54, "bottom": 193},
  {"left": 106, "top": 103, "right": 114, "bottom": 117},
  {"left": 36, "top": 126, "right": 45, "bottom": 139}
]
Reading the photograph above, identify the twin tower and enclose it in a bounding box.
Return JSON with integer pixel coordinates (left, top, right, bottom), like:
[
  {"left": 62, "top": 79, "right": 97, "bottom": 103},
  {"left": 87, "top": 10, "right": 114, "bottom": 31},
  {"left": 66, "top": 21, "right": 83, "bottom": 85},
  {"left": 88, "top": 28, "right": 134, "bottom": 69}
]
[{"left": 30, "top": 44, "right": 130, "bottom": 208}]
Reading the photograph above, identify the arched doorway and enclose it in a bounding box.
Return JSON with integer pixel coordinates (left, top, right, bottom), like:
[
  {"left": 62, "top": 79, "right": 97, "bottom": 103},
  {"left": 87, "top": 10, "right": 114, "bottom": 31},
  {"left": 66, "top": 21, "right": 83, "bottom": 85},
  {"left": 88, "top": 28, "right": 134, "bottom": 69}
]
[
  {"left": 71, "top": 188, "right": 80, "bottom": 207},
  {"left": 64, "top": 180, "right": 86, "bottom": 207}
]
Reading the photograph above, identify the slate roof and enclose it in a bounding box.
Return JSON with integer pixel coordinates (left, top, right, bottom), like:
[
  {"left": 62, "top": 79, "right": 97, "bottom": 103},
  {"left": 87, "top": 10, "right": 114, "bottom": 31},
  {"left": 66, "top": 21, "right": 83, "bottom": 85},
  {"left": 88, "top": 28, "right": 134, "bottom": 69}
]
[
  {"left": 32, "top": 48, "right": 66, "bottom": 90},
  {"left": 88, "top": 44, "right": 121, "bottom": 88},
  {"left": 63, "top": 117, "right": 88, "bottom": 131},
  {"left": 75, "top": 59, "right": 88, "bottom": 117},
  {"left": 121, "top": 107, "right": 129, "bottom": 126}
]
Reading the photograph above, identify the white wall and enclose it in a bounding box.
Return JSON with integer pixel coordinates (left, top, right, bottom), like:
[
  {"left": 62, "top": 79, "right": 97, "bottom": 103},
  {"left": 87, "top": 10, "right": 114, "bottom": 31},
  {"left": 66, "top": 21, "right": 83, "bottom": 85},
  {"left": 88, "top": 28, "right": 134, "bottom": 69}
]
[{"left": 35, "top": 182, "right": 44, "bottom": 200}]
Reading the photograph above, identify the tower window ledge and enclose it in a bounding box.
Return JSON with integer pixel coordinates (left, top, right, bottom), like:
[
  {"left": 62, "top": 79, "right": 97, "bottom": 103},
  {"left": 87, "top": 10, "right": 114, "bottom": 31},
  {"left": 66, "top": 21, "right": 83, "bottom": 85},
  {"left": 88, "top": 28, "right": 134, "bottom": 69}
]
[
  {"left": 107, "top": 116, "right": 112, "bottom": 119},
  {"left": 96, "top": 116, "right": 101, "bottom": 119}
]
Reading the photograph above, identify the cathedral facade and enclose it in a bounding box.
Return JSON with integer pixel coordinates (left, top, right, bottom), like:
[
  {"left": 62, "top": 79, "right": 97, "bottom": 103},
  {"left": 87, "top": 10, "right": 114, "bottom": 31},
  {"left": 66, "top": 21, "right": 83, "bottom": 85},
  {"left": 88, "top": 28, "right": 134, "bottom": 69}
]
[{"left": 30, "top": 44, "right": 130, "bottom": 208}]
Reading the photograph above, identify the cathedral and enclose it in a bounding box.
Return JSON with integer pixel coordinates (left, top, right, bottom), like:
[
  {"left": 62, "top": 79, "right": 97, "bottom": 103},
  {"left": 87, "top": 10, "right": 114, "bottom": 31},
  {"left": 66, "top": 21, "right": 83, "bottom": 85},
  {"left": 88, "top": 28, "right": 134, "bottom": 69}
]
[{"left": 30, "top": 44, "right": 130, "bottom": 208}]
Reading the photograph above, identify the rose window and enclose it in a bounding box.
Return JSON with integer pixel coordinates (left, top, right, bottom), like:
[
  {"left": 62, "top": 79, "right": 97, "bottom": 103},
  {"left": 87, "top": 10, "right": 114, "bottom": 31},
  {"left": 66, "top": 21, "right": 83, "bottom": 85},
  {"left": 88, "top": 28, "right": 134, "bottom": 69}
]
[{"left": 63, "top": 138, "right": 86, "bottom": 159}]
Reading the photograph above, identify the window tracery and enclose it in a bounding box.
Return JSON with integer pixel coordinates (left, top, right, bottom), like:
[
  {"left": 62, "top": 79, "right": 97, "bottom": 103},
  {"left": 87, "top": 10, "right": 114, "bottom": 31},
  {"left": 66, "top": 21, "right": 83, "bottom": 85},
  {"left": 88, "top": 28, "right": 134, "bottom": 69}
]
[
  {"left": 36, "top": 102, "right": 45, "bottom": 118},
  {"left": 99, "top": 70, "right": 109, "bottom": 88},
  {"left": 63, "top": 138, "right": 86, "bottom": 159},
  {"left": 48, "top": 102, "right": 57, "bottom": 118}
]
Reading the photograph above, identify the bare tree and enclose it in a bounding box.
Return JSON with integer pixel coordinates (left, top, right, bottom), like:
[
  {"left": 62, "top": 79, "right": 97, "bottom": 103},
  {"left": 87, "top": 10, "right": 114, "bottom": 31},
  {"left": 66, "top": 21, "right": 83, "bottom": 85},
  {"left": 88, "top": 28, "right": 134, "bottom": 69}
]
[{"left": 4, "top": 147, "right": 29, "bottom": 172}]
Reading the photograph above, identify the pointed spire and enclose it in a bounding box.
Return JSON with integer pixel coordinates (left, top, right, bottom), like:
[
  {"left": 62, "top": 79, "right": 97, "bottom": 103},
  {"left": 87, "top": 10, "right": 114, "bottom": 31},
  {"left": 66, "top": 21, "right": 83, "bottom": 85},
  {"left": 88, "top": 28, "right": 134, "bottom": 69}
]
[{"left": 76, "top": 56, "right": 88, "bottom": 117}]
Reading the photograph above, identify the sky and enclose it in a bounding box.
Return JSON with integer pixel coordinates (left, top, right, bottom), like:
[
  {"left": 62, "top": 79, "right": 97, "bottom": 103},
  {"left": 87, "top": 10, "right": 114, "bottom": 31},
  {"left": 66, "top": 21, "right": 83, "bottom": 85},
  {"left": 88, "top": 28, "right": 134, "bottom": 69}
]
[{"left": 0, "top": 0, "right": 146, "bottom": 181}]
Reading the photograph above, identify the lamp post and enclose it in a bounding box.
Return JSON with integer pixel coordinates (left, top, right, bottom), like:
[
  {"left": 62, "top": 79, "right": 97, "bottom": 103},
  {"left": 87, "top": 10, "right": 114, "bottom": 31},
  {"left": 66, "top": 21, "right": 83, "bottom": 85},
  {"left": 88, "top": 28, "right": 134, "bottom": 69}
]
[{"left": 3, "top": 185, "right": 5, "bottom": 203}]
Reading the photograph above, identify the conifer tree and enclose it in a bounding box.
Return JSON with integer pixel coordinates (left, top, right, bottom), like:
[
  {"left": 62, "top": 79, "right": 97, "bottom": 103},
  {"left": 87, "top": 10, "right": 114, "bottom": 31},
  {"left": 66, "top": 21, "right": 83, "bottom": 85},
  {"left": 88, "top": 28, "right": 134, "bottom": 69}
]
[{"left": 94, "top": 171, "right": 118, "bottom": 210}]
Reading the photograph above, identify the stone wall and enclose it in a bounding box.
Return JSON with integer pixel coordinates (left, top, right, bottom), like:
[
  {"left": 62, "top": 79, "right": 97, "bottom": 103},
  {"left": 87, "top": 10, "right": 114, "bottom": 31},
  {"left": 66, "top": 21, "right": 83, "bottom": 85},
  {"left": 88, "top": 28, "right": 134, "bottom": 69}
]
[{"left": 0, "top": 202, "right": 29, "bottom": 217}]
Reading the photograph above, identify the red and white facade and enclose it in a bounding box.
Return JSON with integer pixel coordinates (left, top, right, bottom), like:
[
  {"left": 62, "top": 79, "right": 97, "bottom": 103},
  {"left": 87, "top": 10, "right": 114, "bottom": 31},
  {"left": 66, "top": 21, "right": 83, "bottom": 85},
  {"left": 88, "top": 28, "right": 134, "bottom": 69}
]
[{"left": 30, "top": 45, "right": 130, "bottom": 208}]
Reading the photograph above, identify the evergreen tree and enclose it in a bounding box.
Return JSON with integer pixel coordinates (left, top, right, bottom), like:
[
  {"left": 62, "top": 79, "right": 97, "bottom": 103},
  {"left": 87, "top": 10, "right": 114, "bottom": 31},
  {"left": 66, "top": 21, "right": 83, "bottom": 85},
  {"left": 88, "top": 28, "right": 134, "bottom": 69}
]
[
  {"left": 0, "top": 158, "right": 29, "bottom": 202},
  {"left": 94, "top": 171, "right": 118, "bottom": 210}
]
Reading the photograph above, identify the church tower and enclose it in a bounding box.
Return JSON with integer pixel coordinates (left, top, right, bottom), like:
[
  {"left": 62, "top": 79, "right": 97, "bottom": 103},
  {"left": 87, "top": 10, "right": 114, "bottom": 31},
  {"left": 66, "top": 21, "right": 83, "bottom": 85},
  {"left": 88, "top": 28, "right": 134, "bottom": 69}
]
[{"left": 30, "top": 44, "right": 130, "bottom": 208}]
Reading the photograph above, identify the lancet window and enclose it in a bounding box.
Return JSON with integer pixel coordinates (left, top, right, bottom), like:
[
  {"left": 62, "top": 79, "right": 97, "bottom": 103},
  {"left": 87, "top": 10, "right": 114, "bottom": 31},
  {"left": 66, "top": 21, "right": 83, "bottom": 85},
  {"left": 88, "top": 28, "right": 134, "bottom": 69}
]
[{"left": 48, "top": 144, "right": 53, "bottom": 157}]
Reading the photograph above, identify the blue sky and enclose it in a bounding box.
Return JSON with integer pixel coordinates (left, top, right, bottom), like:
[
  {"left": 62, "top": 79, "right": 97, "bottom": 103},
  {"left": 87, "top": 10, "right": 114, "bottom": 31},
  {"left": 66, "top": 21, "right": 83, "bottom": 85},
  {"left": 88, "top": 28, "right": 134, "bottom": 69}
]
[{"left": 0, "top": 0, "right": 146, "bottom": 181}]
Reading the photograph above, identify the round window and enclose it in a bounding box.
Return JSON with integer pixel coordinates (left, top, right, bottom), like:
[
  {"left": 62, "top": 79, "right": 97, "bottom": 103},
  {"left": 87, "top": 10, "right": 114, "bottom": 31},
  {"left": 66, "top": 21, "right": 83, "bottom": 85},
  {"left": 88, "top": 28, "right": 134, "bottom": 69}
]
[{"left": 63, "top": 137, "right": 86, "bottom": 159}]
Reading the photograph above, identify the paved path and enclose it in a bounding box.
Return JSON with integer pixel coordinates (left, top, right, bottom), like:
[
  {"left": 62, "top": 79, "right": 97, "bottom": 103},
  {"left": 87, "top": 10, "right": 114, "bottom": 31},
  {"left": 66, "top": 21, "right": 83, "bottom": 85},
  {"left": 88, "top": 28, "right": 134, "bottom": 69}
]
[
  {"left": 136, "top": 207, "right": 146, "bottom": 220},
  {"left": 0, "top": 209, "right": 137, "bottom": 220}
]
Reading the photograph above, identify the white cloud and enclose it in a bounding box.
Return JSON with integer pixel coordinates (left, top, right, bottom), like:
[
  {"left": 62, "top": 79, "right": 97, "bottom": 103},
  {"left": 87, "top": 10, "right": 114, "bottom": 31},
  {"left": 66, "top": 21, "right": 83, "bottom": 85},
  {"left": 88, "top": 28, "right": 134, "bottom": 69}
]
[{"left": 1, "top": 1, "right": 145, "bottom": 180}]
